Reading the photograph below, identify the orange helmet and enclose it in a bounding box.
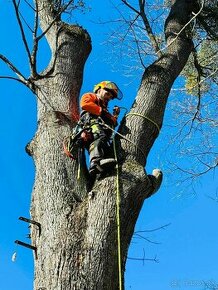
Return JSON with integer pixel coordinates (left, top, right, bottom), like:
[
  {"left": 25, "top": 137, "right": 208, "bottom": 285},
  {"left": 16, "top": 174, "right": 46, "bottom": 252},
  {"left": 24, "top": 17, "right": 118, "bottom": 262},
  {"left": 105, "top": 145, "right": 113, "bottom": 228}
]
[{"left": 93, "top": 81, "right": 123, "bottom": 100}]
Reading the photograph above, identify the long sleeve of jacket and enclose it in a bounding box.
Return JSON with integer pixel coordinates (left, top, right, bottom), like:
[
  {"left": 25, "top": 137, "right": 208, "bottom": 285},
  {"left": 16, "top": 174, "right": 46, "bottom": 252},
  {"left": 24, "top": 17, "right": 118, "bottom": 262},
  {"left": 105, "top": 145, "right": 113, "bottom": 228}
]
[
  {"left": 80, "top": 92, "right": 118, "bottom": 126},
  {"left": 80, "top": 93, "right": 102, "bottom": 116}
]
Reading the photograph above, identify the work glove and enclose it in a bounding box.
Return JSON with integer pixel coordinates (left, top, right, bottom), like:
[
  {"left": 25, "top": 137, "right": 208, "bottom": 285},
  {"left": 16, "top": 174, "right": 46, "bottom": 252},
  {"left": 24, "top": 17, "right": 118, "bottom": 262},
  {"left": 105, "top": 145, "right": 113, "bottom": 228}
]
[
  {"left": 113, "top": 106, "right": 120, "bottom": 118},
  {"left": 101, "top": 108, "right": 118, "bottom": 127}
]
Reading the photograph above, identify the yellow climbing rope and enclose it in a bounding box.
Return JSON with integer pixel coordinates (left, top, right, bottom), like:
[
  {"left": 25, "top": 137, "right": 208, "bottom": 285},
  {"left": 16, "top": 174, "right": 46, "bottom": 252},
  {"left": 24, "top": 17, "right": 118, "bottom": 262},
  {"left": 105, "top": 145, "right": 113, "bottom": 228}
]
[
  {"left": 101, "top": 121, "right": 146, "bottom": 158},
  {"left": 77, "top": 148, "right": 82, "bottom": 180},
  {"left": 113, "top": 137, "right": 122, "bottom": 290},
  {"left": 100, "top": 113, "right": 160, "bottom": 290},
  {"left": 126, "top": 112, "right": 161, "bottom": 133}
]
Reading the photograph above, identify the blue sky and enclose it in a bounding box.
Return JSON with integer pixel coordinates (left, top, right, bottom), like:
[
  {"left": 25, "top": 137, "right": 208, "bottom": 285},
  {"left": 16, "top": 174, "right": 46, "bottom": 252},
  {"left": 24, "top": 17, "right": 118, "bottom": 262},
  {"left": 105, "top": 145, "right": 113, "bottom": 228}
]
[{"left": 0, "top": 1, "right": 218, "bottom": 290}]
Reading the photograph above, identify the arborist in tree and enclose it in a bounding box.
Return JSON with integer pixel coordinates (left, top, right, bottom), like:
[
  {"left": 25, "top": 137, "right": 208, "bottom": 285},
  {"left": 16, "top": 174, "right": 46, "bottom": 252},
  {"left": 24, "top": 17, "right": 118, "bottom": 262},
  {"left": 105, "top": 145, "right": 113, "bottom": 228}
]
[{"left": 79, "top": 80, "right": 123, "bottom": 176}]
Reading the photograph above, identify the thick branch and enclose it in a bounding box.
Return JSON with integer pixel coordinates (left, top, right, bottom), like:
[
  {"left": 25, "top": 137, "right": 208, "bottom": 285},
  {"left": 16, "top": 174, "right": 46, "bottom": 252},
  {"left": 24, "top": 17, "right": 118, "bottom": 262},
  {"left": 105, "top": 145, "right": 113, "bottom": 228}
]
[{"left": 119, "top": 0, "right": 194, "bottom": 166}]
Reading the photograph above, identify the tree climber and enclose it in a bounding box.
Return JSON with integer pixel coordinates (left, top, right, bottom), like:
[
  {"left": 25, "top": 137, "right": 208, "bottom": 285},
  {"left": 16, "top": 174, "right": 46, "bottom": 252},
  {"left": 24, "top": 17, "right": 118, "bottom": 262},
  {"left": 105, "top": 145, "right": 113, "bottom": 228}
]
[{"left": 80, "top": 80, "right": 123, "bottom": 176}]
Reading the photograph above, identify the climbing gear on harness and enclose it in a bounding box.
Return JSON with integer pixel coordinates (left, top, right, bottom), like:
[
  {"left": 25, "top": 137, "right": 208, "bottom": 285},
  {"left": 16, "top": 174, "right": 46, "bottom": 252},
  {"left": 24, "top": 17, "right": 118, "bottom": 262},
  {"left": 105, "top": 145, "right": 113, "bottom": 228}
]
[
  {"left": 63, "top": 124, "right": 93, "bottom": 160},
  {"left": 63, "top": 114, "right": 117, "bottom": 176},
  {"left": 88, "top": 118, "right": 116, "bottom": 176},
  {"left": 93, "top": 81, "right": 123, "bottom": 100}
]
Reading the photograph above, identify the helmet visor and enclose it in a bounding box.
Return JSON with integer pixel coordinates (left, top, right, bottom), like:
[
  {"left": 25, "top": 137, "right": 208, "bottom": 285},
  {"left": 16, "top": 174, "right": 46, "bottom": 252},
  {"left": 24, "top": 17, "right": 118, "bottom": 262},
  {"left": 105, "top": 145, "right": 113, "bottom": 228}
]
[{"left": 105, "top": 82, "right": 123, "bottom": 100}]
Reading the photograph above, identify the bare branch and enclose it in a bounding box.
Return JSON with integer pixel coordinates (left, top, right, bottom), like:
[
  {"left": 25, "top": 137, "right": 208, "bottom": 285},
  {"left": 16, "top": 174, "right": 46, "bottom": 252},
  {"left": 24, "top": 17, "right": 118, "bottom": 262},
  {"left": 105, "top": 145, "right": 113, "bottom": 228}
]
[
  {"left": 127, "top": 254, "right": 159, "bottom": 264},
  {"left": 135, "top": 223, "right": 171, "bottom": 234},
  {"left": 12, "top": 0, "right": 32, "bottom": 68},
  {"left": 24, "top": 0, "right": 36, "bottom": 11},
  {"left": 138, "top": 0, "right": 162, "bottom": 57},
  {"left": 31, "top": 0, "right": 40, "bottom": 77},
  {"left": 172, "top": 161, "right": 217, "bottom": 179},
  {"left": 0, "top": 75, "right": 28, "bottom": 86},
  {"left": 121, "top": 0, "right": 140, "bottom": 15},
  {"left": 11, "top": 0, "right": 77, "bottom": 79},
  {"left": 189, "top": 46, "right": 202, "bottom": 125},
  {"left": 19, "top": 8, "right": 34, "bottom": 33},
  {"left": 121, "top": 0, "right": 162, "bottom": 57},
  {"left": 130, "top": 20, "right": 147, "bottom": 69},
  {"left": 133, "top": 233, "right": 161, "bottom": 245},
  {"left": 0, "top": 54, "right": 28, "bottom": 84}
]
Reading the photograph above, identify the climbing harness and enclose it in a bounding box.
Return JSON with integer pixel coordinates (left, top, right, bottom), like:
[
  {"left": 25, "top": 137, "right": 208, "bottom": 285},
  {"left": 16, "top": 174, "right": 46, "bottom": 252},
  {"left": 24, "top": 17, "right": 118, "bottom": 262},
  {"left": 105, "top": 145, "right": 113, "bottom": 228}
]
[
  {"left": 63, "top": 120, "right": 93, "bottom": 180},
  {"left": 63, "top": 123, "right": 93, "bottom": 160}
]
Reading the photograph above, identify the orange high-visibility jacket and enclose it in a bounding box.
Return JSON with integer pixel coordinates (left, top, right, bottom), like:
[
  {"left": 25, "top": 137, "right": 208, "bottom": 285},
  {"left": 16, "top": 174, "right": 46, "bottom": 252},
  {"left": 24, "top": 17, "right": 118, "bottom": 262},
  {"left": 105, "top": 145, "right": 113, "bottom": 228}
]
[
  {"left": 80, "top": 93, "right": 103, "bottom": 115},
  {"left": 80, "top": 93, "right": 117, "bottom": 126}
]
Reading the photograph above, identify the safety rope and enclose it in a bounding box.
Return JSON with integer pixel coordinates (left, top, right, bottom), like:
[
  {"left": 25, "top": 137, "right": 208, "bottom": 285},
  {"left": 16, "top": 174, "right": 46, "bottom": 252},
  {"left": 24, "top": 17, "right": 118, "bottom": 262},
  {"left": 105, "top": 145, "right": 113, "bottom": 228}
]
[
  {"left": 77, "top": 148, "right": 82, "bottom": 180},
  {"left": 104, "top": 113, "right": 160, "bottom": 290},
  {"left": 113, "top": 136, "right": 122, "bottom": 290},
  {"left": 126, "top": 113, "right": 160, "bottom": 134},
  {"left": 100, "top": 121, "right": 146, "bottom": 158}
]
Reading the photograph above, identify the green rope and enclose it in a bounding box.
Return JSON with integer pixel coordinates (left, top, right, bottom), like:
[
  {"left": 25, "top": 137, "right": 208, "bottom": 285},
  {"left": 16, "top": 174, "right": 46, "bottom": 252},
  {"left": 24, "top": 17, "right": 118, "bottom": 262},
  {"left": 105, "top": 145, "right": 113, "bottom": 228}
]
[
  {"left": 113, "top": 137, "right": 122, "bottom": 290},
  {"left": 126, "top": 113, "right": 160, "bottom": 133},
  {"left": 101, "top": 121, "right": 146, "bottom": 158},
  {"left": 101, "top": 113, "right": 159, "bottom": 289},
  {"left": 97, "top": 113, "right": 159, "bottom": 289},
  {"left": 77, "top": 149, "right": 82, "bottom": 180}
]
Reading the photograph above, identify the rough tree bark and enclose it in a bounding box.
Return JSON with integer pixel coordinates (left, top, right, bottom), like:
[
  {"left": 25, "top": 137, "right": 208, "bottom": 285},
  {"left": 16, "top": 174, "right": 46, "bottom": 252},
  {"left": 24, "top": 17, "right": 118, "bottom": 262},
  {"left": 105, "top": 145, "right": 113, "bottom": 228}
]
[{"left": 26, "top": 0, "right": 195, "bottom": 289}]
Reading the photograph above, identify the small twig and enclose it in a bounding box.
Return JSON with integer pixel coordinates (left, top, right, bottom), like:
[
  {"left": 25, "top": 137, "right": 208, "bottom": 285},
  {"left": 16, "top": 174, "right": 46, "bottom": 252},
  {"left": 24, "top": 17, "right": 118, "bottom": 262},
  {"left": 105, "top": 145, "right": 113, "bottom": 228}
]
[
  {"left": 24, "top": 0, "right": 36, "bottom": 11},
  {"left": 133, "top": 233, "right": 161, "bottom": 245},
  {"left": 19, "top": 9, "right": 34, "bottom": 33},
  {"left": 135, "top": 223, "right": 171, "bottom": 233},
  {"left": 131, "top": 25, "right": 146, "bottom": 69},
  {"left": 127, "top": 254, "right": 159, "bottom": 263},
  {"left": 173, "top": 161, "right": 217, "bottom": 178}
]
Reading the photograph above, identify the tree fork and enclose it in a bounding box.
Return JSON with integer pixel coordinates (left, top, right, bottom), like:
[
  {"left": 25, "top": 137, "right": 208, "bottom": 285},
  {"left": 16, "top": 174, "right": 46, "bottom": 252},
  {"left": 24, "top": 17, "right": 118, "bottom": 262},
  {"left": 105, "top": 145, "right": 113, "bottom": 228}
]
[{"left": 29, "top": 0, "right": 195, "bottom": 289}]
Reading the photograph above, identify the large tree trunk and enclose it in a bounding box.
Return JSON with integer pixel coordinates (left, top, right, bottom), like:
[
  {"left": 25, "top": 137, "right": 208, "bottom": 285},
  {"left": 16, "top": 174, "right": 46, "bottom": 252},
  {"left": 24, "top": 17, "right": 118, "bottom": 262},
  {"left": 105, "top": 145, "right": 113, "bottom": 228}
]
[{"left": 29, "top": 1, "right": 195, "bottom": 289}]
